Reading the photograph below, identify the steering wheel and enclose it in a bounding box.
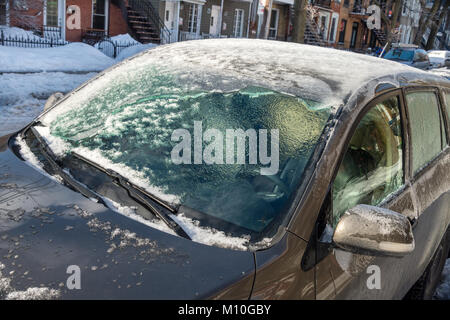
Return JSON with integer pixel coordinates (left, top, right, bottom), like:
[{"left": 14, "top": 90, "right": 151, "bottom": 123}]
[{"left": 253, "top": 158, "right": 300, "bottom": 201}]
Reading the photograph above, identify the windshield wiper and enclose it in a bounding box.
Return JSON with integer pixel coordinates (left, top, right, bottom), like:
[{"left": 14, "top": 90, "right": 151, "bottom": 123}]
[
  {"left": 26, "top": 126, "right": 105, "bottom": 204},
  {"left": 70, "top": 152, "right": 191, "bottom": 240}
]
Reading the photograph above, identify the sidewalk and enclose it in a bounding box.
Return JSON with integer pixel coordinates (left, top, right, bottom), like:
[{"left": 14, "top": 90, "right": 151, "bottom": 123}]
[{"left": 0, "top": 71, "right": 98, "bottom": 136}]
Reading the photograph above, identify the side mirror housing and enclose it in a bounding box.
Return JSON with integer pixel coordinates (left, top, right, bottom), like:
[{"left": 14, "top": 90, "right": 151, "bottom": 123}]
[
  {"left": 44, "top": 92, "right": 64, "bottom": 111},
  {"left": 333, "top": 204, "right": 415, "bottom": 257}
]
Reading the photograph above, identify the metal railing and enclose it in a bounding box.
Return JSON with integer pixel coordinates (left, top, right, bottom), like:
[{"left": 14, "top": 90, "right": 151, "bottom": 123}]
[
  {"left": 38, "top": 25, "right": 63, "bottom": 39},
  {"left": 0, "top": 30, "right": 69, "bottom": 48},
  {"left": 128, "top": 0, "right": 172, "bottom": 44},
  {"left": 81, "top": 28, "right": 108, "bottom": 45},
  {"left": 179, "top": 31, "right": 203, "bottom": 42},
  {"left": 96, "top": 38, "right": 140, "bottom": 58}
]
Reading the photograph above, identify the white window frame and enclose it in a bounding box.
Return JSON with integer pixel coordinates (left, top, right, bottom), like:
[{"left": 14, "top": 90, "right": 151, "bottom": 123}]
[
  {"left": 329, "top": 14, "right": 339, "bottom": 43},
  {"left": 318, "top": 11, "right": 330, "bottom": 41},
  {"left": 91, "top": 0, "right": 109, "bottom": 32},
  {"left": 42, "top": 0, "right": 66, "bottom": 40},
  {"left": 44, "top": 0, "right": 60, "bottom": 27},
  {"left": 0, "top": 0, "right": 9, "bottom": 26},
  {"left": 188, "top": 3, "right": 199, "bottom": 34},
  {"left": 233, "top": 8, "right": 245, "bottom": 38},
  {"left": 268, "top": 8, "right": 279, "bottom": 40}
]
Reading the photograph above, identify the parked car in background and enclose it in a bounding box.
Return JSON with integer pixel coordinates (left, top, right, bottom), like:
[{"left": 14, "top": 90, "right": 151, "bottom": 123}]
[
  {"left": 0, "top": 40, "right": 449, "bottom": 300},
  {"left": 429, "top": 67, "right": 450, "bottom": 80},
  {"left": 384, "top": 44, "right": 431, "bottom": 70},
  {"left": 428, "top": 50, "right": 450, "bottom": 68}
]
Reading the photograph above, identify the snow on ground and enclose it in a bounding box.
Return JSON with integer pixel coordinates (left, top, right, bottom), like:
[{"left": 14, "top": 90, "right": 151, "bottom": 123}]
[
  {"left": 0, "top": 72, "right": 97, "bottom": 136},
  {"left": 0, "top": 43, "right": 115, "bottom": 72},
  {"left": 95, "top": 33, "right": 158, "bottom": 61},
  {"left": 108, "top": 33, "right": 140, "bottom": 45},
  {"left": 0, "top": 26, "right": 43, "bottom": 40},
  {"left": 116, "top": 43, "right": 158, "bottom": 61},
  {"left": 428, "top": 67, "right": 450, "bottom": 80}
]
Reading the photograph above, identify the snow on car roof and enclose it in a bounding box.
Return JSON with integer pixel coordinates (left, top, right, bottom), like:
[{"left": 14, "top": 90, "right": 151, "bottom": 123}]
[{"left": 126, "top": 39, "right": 445, "bottom": 109}]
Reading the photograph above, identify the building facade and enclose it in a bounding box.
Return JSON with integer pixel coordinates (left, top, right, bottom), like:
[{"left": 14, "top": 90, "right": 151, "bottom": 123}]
[
  {"left": 0, "top": 0, "right": 395, "bottom": 51},
  {"left": 0, "top": 0, "right": 255, "bottom": 43}
]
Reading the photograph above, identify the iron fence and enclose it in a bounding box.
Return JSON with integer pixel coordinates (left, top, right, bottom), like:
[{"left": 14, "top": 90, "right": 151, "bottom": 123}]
[
  {"left": 96, "top": 38, "right": 140, "bottom": 58},
  {"left": 0, "top": 30, "right": 69, "bottom": 48},
  {"left": 0, "top": 29, "right": 139, "bottom": 59}
]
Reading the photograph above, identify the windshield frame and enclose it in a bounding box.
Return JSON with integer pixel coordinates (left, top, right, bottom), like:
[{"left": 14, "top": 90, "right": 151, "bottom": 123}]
[{"left": 24, "top": 52, "right": 336, "bottom": 249}]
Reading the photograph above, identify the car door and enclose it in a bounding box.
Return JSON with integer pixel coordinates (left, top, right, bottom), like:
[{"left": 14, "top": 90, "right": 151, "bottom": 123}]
[
  {"left": 404, "top": 88, "right": 450, "bottom": 283},
  {"left": 313, "top": 90, "right": 427, "bottom": 299}
]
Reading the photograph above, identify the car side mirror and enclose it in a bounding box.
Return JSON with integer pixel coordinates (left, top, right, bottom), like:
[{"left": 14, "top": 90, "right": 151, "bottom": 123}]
[
  {"left": 333, "top": 204, "right": 415, "bottom": 257},
  {"left": 44, "top": 92, "right": 64, "bottom": 111}
]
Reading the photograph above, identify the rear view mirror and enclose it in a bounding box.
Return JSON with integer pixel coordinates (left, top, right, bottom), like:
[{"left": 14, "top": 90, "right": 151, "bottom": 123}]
[
  {"left": 44, "top": 92, "right": 64, "bottom": 111},
  {"left": 333, "top": 204, "right": 415, "bottom": 257}
]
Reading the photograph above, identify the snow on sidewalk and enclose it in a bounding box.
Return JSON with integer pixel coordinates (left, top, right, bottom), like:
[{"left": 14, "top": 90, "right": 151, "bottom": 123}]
[
  {"left": 0, "top": 43, "right": 115, "bottom": 73},
  {"left": 0, "top": 72, "right": 97, "bottom": 136}
]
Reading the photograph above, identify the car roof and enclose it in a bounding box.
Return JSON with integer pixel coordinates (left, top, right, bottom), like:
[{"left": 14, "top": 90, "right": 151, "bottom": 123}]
[{"left": 138, "top": 39, "right": 449, "bottom": 110}]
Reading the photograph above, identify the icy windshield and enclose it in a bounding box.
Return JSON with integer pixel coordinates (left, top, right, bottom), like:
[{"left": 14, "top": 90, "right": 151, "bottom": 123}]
[{"left": 38, "top": 54, "right": 331, "bottom": 240}]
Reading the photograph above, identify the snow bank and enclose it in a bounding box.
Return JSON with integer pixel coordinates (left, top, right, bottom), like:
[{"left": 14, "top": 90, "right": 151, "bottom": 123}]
[
  {"left": 0, "top": 72, "right": 96, "bottom": 136},
  {"left": 428, "top": 67, "right": 450, "bottom": 79},
  {"left": 0, "top": 26, "right": 43, "bottom": 40},
  {"left": 0, "top": 43, "right": 115, "bottom": 72},
  {"left": 93, "top": 33, "right": 158, "bottom": 61},
  {"left": 116, "top": 43, "right": 158, "bottom": 61},
  {"left": 109, "top": 33, "right": 140, "bottom": 45}
]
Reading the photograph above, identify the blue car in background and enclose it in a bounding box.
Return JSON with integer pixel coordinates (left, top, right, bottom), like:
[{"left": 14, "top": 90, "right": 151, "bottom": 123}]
[{"left": 384, "top": 44, "right": 431, "bottom": 70}]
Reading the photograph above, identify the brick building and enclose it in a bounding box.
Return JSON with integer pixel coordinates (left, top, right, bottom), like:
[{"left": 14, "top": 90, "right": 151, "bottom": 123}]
[
  {"left": 0, "top": 0, "right": 254, "bottom": 43},
  {"left": 0, "top": 0, "right": 129, "bottom": 42}
]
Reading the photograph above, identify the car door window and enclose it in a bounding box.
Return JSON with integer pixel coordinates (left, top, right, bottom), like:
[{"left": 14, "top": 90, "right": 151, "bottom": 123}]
[
  {"left": 332, "top": 96, "right": 404, "bottom": 227},
  {"left": 406, "top": 91, "right": 445, "bottom": 174}
]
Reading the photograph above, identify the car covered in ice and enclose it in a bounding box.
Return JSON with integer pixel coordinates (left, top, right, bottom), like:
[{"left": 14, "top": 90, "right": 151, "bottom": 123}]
[
  {"left": 0, "top": 39, "right": 449, "bottom": 299},
  {"left": 428, "top": 50, "right": 450, "bottom": 68}
]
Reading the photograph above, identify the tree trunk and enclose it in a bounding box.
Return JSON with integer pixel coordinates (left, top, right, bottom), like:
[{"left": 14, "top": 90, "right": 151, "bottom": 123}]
[
  {"left": 414, "top": 0, "right": 441, "bottom": 46},
  {"left": 414, "top": 0, "right": 428, "bottom": 44},
  {"left": 441, "top": 7, "right": 450, "bottom": 49},
  {"left": 292, "top": 0, "right": 307, "bottom": 43},
  {"left": 385, "top": 0, "right": 403, "bottom": 53},
  {"left": 426, "top": 0, "right": 449, "bottom": 50}
]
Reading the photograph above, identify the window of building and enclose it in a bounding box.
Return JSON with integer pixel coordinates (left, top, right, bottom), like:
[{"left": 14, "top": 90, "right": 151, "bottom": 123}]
[
  {"left": 188, "top": 3, "right": 199, "bottom": 33},
  {"left": 406, "top": 91, "right": 445, "bottom": 174},
  {"left": 46, "top": 0, "right": 59, "bottom": 27},
  {"left": 350, "top": 22, "right": 358, "bottom": 48},
  {"left": 92, "top": 0, "right": 106, "bottom": 30},
  {"left": 0, "top": 0, "right": 8, "bottom": 26},
  {"left": 332, "top": 96, "right": 404, "bottom": 226},
  {"left": 329, "top": 17, "right": 336, "bottom": 42},
  {"left": 233, "top": 8, "right": 245, "bottom": 38},
  {"left": 338, "top": 19, "right": 346, "bottom": 43}
]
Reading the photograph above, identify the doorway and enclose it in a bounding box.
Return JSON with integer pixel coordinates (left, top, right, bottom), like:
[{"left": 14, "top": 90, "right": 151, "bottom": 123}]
[
  {"left": 209, "top": 5, "right": 220, "bottom": 36},
  {"left": 268, "top": 8, "right": 279, "bottom": 40}
]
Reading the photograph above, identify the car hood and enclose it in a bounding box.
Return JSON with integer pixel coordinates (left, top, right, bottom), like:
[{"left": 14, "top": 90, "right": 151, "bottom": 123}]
[{"left": 0, "top": 135, "right": 254, "bottom": 299}]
